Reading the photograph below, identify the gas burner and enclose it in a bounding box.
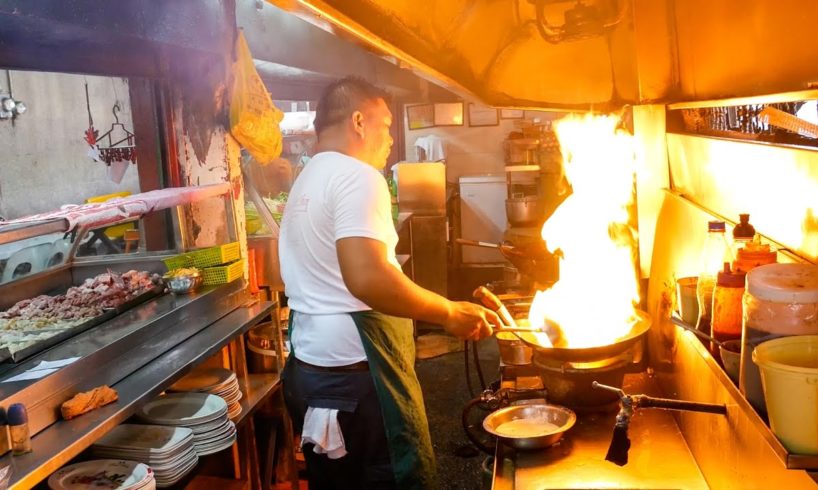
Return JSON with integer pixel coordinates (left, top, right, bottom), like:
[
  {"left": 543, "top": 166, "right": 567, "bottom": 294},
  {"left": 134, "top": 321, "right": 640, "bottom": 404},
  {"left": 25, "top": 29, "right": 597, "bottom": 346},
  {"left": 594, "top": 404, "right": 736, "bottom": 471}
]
[{"left": 532, "top": 352, "right": 635, "bottom": 412}]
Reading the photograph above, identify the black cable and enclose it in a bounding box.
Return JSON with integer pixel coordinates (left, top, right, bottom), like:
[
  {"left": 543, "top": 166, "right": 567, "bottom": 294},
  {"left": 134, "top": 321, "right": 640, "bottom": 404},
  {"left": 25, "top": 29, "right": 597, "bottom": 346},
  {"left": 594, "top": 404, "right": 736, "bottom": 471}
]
[
  {"left": 461, "top": 397, "right": 496, "bottom": 455},
  {"left": 464, "top": 340, "right": 477, "bottom": 398},
  {"left": 472, "top": 340, "right": 487, "bottom": 391}
]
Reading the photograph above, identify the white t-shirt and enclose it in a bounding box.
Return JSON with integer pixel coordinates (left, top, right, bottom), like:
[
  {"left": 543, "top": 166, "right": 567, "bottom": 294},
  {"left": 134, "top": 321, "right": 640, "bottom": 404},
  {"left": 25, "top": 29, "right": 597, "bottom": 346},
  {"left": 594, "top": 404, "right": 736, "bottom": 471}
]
[{"left": 279, "top": 152, "right": 400, "bottom": 366}]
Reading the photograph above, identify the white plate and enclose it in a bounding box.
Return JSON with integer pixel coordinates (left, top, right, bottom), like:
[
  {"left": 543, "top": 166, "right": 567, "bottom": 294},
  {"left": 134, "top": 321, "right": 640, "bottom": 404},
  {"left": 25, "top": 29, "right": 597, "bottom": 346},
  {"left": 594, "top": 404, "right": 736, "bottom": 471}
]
[
  {"left": 214, "top": 387, "right": 241, "bottom": 401},
  {"left": 151, "top": 450, "right": 198, "bottom": 473},
  {"left": 93, "top": 425, "right": 194, "bottom": 454},
  {"left": 154, "top": 452, "right": 197, "bottom": 477},
  {"left": 93, "top": 445, "right": 196, "bottom": 470},
  {"left": 194, "top": 430, "right": 237, "bottom": 451},
  {"left": 193, "top": 422, "right": 236, "bottom": 446},
  {"left": 210, "top": 378, "right": 239, "bottom": 392},
  {"left": 210, "top": 379, "right": 239, "bottom": 392},
  {"left": 186, "top": 415, "right": 230, "bottom": 434},
  {"left": 192, "top": 420, "right": 233, "bottom": 441},
  {"left": 168, "top": 368, "right": 236, "bottom": 393},
  {"left": 48, "top": 460, "right": 153, "bottom": 490},
  {"left": 138, "top": 393, "right": 227, "bottom": 426},
  {"left": 91, "top": 447, "right": 188, "bottom": 465},
  {"left": 221, "top": 390, "right": 243, "bottom": 404},
  {"left": 195, "top": 432, "right": 238, "bottom": 456},
  {"left": 155, "top": 457, "right": 198, "bottom": 488}
]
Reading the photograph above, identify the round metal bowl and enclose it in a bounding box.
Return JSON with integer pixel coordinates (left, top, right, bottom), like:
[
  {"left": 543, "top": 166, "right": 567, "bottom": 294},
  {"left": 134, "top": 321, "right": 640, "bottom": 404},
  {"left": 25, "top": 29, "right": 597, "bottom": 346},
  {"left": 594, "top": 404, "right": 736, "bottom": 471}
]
[
  {"left": 483, "top": 404, "right": 576, "bottom": 450},
  {"left": 506, "top": 196, "right": 545, "bottom": 227},
  {"left": 165, "top": 272, "right": 202, "bottom": 294},
  {"left": 495, "top": 331, "right": 533, "bottom": 365},
  {"left": 248, "top": 321, "right": 277, "bottom": 350}
]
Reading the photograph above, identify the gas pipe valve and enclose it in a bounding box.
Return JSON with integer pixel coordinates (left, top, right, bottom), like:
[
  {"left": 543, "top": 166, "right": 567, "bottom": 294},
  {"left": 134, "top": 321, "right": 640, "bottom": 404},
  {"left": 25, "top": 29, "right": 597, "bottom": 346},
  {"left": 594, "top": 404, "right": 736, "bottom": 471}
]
[{"left": 592, "top": 381, "right": 727, "bottom": 466}]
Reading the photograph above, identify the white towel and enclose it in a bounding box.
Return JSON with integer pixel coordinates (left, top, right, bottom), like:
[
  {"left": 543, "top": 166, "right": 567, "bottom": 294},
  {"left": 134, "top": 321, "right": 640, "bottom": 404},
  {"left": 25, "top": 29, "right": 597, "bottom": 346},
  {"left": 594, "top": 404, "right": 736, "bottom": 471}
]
[
  {"left": 414, "top": 135, "right": 446, "bottom": 162},
  {"left": 301, "top": 406, "right": 347, "bottom": 459}
]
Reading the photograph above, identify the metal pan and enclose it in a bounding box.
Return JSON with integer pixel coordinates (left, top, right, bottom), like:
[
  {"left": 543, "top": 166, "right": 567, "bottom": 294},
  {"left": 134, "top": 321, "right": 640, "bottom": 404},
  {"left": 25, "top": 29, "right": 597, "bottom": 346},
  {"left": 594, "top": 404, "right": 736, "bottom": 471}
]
[
  {"left": 483, "top": 403, "right": 576, "bottom": 450},
  {"left": 5, "top": 310, "right": 118, "bottom": 363},
  {"left": 2, "top": 284, "right": 164, "bottom": 364},
  {"left": 513, "top": 310, "right": 652, "bottom": 363}
]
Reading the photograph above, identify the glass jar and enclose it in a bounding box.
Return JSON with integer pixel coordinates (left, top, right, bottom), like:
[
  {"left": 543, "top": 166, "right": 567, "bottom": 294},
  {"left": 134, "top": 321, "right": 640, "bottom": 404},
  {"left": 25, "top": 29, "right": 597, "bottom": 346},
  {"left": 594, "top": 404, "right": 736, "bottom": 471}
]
[{"left": 740, "top": 263, "right": 818, "bottom": 412}]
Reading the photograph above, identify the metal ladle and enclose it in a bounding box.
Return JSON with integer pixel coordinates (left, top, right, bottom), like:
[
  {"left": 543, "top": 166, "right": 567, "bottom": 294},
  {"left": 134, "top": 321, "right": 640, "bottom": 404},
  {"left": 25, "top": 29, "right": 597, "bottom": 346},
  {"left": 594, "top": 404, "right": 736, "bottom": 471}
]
[{"left": 670, "top": 314, "right": 728, "bottom": 349}]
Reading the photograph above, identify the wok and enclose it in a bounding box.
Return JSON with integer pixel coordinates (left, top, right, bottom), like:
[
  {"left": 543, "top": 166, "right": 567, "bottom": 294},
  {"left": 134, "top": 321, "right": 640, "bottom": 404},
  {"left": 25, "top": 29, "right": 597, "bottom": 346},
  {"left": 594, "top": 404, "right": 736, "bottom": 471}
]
[
  {"left": 456, "top": 238, "right": 559, "bottom": 289},
  {"left": 513, "top": 310, "right": 651, "bottom": 363}
]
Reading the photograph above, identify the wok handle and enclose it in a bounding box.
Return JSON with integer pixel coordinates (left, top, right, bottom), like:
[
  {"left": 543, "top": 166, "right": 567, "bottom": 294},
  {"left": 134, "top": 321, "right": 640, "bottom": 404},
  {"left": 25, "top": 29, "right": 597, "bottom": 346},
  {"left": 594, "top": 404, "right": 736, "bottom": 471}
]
[
  {"left": 456, "top": 238, "right": 501, "bottom": 249},
  {"left": 473, "top": 286, "right": 518, "bottom": 328}
]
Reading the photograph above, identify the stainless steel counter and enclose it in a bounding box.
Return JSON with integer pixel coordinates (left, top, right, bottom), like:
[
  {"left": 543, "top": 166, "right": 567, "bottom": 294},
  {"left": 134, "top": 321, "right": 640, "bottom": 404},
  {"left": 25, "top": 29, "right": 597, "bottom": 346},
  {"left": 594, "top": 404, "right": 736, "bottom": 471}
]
[
  {"left": 0, "top": 281, "right": 249, "bottom": 437},
  {"left": 3, "top": 298, "right": 274, "bottom": 489},
  {"left": 493, "top": 373, "right": 708, "bottom": 489}
]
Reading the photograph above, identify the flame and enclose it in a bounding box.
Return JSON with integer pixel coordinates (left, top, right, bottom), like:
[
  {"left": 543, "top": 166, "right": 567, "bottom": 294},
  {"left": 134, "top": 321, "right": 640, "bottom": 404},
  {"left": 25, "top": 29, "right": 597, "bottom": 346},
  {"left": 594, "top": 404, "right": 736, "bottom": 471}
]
[{"left": 528, "top": 114, "right": 640, "bottom": 348}]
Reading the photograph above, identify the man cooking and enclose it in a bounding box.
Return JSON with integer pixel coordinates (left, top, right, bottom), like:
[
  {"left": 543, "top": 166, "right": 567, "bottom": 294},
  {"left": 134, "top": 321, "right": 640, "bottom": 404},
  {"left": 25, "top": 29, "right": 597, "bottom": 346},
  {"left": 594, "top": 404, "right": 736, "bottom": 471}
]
[{"left": 279, "top": 77, "right": 501, "bottom": 489}]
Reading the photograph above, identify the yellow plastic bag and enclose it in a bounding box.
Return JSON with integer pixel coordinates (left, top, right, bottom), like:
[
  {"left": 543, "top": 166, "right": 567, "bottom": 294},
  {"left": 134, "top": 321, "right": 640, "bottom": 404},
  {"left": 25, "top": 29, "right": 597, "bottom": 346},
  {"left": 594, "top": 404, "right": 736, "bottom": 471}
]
[{"left": 229, "top": 31, "right": 284, "bottom": 165}]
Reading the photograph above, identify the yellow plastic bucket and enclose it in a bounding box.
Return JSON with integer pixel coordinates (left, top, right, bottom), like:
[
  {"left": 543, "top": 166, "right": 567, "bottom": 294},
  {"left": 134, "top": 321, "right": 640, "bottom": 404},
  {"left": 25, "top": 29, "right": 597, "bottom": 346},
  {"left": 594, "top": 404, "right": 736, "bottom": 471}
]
[{"left": 753, "top": 335, "right": 818, "bottom": 454}]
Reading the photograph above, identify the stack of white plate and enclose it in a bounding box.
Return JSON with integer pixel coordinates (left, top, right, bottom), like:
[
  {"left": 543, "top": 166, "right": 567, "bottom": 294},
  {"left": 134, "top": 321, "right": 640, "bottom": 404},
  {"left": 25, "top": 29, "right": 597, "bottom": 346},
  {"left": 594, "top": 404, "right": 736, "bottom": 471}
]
[
  {"left": 168, "top": 367, "right": 243, "bottom": 420},
  {"left": 138, "top": 393, "right": 237, "bottom": 456},
  {"left": 91, "top": 425, "right": 198, "bottom": 488},
  {"left": 49, "top": 460, "right": 155, "bottom": 490}
]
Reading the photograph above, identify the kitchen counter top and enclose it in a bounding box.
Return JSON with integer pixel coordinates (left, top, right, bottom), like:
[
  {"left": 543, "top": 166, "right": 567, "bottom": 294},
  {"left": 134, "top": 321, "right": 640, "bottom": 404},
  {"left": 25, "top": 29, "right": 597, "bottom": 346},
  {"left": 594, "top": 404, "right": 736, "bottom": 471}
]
[
  {"left": 493, "top": 372, "right": 709, "bottom": 489},
  {"left": 4, "top": 299, "right": 274, "bottom": 489}
]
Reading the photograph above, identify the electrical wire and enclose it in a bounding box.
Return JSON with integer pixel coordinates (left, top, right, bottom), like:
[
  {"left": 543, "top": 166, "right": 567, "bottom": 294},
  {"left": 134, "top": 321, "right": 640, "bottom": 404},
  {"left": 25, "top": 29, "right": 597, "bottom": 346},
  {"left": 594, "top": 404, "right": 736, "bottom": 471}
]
[
  {"left": 472, "top": 340, "right": 487, "bottom": 391},
  {"left": 464, "top": 340, "right": 477, "bottom": 398}
]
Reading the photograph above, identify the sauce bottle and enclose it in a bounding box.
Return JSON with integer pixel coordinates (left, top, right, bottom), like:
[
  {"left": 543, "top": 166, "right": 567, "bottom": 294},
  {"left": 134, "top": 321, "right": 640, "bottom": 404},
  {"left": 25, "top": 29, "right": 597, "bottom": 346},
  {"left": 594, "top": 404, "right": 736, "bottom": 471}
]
[
  {"left": 696, "top": 221, "right": 733, "bottom": 339},
  {"left": 8, "top": 403, "right": 31, "bottom": 455},
  {"left": 711, "top": 264, "right": 745, "bottom": 355}
]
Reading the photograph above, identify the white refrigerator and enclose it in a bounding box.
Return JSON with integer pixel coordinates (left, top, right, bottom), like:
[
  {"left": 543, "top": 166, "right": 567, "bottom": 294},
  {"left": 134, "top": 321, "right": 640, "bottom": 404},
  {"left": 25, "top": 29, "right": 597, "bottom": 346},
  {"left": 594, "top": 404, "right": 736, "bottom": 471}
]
[{"left": 459, "top": 175, "right": 508, "bottom": 263}]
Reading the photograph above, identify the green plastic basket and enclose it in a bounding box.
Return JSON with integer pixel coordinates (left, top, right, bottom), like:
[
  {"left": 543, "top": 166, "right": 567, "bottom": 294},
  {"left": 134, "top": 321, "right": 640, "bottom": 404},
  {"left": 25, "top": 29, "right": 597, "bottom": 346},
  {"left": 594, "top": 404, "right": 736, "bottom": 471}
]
[
  {"left": 163, "top": 242, "right": 241, "bottom": 270},
  {"left": 202, "top": 259, "right": 245, "bottom": 285}
]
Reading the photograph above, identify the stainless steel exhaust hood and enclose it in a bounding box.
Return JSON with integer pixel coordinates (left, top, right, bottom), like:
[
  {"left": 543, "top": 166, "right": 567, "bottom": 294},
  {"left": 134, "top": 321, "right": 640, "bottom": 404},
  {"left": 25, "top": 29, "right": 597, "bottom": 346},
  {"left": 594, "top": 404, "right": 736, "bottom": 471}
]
[{"left": 267, "top": 0, "right": 818, "bottom": 110}]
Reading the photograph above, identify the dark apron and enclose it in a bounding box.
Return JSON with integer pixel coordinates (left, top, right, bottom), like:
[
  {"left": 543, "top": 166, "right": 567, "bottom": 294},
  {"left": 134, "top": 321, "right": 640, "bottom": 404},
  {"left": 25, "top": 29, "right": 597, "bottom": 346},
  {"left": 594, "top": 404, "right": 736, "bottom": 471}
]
[
  {"left": 283, "top": 311, "right": 436, "bottom": 489},
  {"left": 349, "top": 311, "right": 437, "bottom": 490}
]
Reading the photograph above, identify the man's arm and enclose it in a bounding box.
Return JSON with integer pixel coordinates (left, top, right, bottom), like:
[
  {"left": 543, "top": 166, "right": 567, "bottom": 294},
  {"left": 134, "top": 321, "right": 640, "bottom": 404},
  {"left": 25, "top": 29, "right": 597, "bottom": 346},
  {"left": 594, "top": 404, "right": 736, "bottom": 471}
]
[{"left": 337, "top": 237, "right": 501, "bottom": 340}]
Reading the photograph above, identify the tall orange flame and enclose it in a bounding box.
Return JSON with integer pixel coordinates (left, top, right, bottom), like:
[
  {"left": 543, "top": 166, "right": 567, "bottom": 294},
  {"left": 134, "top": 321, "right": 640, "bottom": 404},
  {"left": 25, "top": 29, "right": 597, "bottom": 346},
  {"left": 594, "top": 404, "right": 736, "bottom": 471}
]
[{"left": 528, "top": 114, "right": 640, "bottom": 348}]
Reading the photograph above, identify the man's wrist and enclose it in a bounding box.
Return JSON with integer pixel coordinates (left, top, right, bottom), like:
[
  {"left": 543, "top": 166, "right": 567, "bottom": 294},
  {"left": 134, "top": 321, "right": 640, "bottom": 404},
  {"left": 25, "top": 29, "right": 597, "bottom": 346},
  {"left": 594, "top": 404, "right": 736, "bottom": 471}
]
[{"left": 434, "top": 300, "right": 453, "bottom": 327}]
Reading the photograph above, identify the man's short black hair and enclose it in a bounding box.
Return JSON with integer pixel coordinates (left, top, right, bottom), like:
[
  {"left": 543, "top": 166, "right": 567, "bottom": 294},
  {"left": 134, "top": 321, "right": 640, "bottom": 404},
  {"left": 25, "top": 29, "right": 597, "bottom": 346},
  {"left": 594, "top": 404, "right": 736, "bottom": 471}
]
[{"left": 313, "top": 77, "right": 391, "bottom": 136}]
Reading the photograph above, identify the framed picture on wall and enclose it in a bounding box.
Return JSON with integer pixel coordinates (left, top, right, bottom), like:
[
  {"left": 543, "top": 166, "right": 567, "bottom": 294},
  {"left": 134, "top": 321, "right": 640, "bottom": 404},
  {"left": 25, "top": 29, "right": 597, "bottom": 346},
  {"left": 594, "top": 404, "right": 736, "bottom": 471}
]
[
  {"left": 468, "top": 104, "right": 499, "bottom": 127},
  {"left": 434, "top": 102, "right": 464, "bottom": 126},
  {"left": 406, "top": 104, "right": 435, "bottom": 130},
  {"left": 500, "top": 109, "right": 524, "bottom": 119}
]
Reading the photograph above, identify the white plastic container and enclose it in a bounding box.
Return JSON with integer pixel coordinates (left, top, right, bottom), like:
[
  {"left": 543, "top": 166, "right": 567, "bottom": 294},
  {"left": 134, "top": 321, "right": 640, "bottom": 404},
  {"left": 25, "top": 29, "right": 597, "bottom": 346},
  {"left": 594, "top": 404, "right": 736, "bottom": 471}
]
[{"left": 740, "top": 263, "right": 818, "bottom": 412}]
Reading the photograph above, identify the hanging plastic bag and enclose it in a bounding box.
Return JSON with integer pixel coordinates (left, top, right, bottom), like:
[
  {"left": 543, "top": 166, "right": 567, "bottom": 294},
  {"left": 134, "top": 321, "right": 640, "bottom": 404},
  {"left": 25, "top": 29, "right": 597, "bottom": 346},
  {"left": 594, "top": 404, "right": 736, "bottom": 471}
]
[{"left": 229, "top": 31, "right": 284, "bottom": 165}]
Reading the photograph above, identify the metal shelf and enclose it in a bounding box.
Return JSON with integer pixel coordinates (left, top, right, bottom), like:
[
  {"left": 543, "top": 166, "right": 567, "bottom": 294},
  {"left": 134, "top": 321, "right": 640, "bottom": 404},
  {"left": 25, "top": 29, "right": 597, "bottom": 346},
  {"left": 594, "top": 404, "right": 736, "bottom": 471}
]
[
  {"left": 3, "top": 299, "right": 274, "bottom": 490},
  {"left": 235, "top": 372, "right": 282, "bottom": 427},
  {"left": 0, "top": 219, "right": 68, "bottom": 246}
]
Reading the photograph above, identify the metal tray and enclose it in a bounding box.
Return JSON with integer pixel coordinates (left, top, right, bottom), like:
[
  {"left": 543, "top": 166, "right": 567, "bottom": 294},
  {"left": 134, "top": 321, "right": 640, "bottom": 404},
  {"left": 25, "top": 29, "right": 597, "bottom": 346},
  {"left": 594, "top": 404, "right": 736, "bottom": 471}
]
[{"left": 0, "top": 285, "right": 164, "bottom": 364}]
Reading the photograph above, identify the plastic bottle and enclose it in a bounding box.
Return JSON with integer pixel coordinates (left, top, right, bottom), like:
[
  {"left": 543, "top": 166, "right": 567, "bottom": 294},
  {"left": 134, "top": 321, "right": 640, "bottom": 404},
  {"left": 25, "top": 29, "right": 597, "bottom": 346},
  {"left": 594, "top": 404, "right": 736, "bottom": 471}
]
[
  {"left": 711, "top": 263, "right": 745, "bottom": 354},
  {"left": 733, "top": 234, "right": 776, "bottom": 273},
  {"left": 696, "top": 221, "right": 733, "bottom": 339},
  {"left": 732, "top": 213, "right": 755, "bottom": 257},
  {"left": 387, "top": 176, "right": 399, "bottom": 224},
  {"left": 0, "top": 407, "right": 9, "bottom": 457},
  {"left": 8, "top": 403, "right": 31, "bottom": 455}
]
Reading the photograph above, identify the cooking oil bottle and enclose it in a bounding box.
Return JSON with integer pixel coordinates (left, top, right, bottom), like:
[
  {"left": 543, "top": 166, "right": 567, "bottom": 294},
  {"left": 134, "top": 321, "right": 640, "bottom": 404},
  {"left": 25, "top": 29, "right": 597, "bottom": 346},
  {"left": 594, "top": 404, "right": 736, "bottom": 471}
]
[{"left": 696, "top": 221, "right": 733, "bottom": 341}]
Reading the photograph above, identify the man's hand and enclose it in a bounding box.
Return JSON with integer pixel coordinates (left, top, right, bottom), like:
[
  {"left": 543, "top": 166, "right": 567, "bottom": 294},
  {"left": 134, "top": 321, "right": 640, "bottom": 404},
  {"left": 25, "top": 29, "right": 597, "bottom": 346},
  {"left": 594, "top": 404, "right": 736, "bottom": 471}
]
[
  {"left": 442, "top": 302, "right": 502, "bottom": 341},
  {"left": 338, "top": 237, "right": 504, "bottom": 339}
]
